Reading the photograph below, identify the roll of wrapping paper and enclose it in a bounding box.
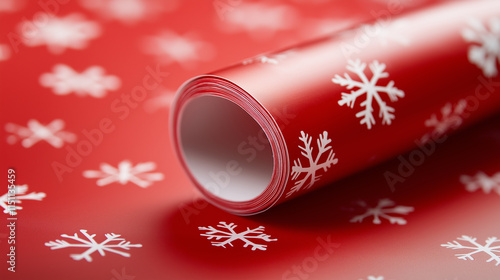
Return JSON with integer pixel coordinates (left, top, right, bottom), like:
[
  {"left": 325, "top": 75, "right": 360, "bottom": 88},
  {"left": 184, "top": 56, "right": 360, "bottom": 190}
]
[{"left": 171, "top": 1, "right": 500, "bottom": 215}]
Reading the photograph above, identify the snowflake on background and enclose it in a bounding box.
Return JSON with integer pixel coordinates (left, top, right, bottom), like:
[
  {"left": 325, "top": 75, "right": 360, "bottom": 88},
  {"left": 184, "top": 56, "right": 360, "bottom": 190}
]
[
  {"left": 0, "top": 185, "right": 46, "bottom": 215},
  {"left": 5, "top": 119, "right": 76, "bottom": 148},
  {"left": 39, "top": 64, "right": 121, "bottom": 98},
  {"left": 350, "top": 198, "right": 414, "bottom": 225},
  {"left": 216, "top": 2, "right": 299, "bottom": 41},
  {"left": 83, "top": 160, "right": 164, "bottom": 188},
  {"left": 286, "top": 131, "right": 338, "bottom": 198},
  {"left": 421, "top": 99, "right": 468, "bottom": 143},
  {"left": 462, "top": 17, "right": 500, "bottom": 77},
  {"left": 198, "top": 222, "right": 277, "bottom": 251},
  {"left": 45, "top": 229, "right": 142, "bottom": 262},
  {"left": 441, "top": 235, "right": 500, "bottom": 266},
  {"left": 79, "top": 0, "right": 177, "bottom": 24},
  {"left": 460, "top": 171, "right": 500, "bottom": 195},
  {"left": 19, "top": 13, "right": 100, "bottom": 54},
  {"left": 141, "top": 30, "right": 215, "bottom": 69},
  {"left": 332, "top": 59, "right": 405, "bottom": 129}
]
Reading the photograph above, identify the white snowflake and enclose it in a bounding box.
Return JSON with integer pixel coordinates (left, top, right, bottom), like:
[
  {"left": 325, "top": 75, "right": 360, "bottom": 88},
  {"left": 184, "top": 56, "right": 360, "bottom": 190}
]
[
  {"left": 79, "top": 0, "right": 177, "bottom": 24},
  {"left": 242, "top": 50, "right": 295, "bottom": 65},
  {"left": 82, "top": 160, "right": 164, "bottom": 188},
  {"left": 287, "top": 131, "right": 338, "bottom": 198},
  {"left": 0, "top": 44, "right": 11, "bottom": 61},
  {"left": 441, "top": 235, "right": 500, "bottom": 266},
  {"left": 360, "top": 277, "right": 384, "bottom": 280},
  {"left": 45, "top": 229, "right": 142, "bottom": 262},
  {"left": 39, "top": 64, "right": 121, "bottom": 98},
  {"left": 460, "top": 171, "right": 500, "bottom": 195},
  {"left": 0, "top": 185, "right": 46, "bottom": 215},
  {"left": 198, "top": 222, "right": 277, "bottom": 251},
  {"left": 422, "top": 99, "right": 467, "bottom": 143},
  {"left": 19, "top": 13, "right": 100, "bottom": 54},
  {"left": 332, "top": 59, "right": 405, "bottom": 129},
  {"left": 216, "top": 2, "right": 299, "bottom": 40},
  {"left": 5, "top": 119, "right": 76, "bottom": 148},
  {"left": 141, "top": 30, "right": 215, "bottom": 69},
  {"left": 350, "top": 198, "right": 414, "bottom": 225},
  {"left": 462, "top": 17, "right": 500, "bottom": 77}
]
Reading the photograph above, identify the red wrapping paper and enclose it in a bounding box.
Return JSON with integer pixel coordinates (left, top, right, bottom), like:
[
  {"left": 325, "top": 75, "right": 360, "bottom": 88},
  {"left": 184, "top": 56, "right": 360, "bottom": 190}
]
[
  {"left": 2, "top": 0, "right": 500, "bottom": 279},
  {"left": 172, "top": 1, "right": 500, "bottom": 215}
]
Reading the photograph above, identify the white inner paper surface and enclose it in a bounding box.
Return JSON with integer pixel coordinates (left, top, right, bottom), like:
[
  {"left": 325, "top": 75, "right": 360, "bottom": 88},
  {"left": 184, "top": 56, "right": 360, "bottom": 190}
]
[{"left": 179, "top": 95, "right": 274, "bottom": 202}]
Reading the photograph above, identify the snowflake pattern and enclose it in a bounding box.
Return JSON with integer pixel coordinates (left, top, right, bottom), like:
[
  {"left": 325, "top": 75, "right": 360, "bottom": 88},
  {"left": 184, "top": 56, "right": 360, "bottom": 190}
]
[
  {"left": 360, "top": 277, "right": 385, "bottom": 280},
  {"left": 45, "top": 229, "right": 142, "bottom": 262},
  {"left": 462, "top": 17, "right": 500, "bottom": 77},
  {"left": 422, "top": 99, "right": 468, "bottom": 143},
  {"left": 242, "top": 50, "right": 295, "bottom": 65},
  {"left": 19, "top": 13, "right": 100, "bottom": 54},
  {"left": 441, "top": 235, "right": 500, "bottom": 266},
  {"left": 79, "top": 0, "right": 178, "bottom": 24},
  {"left": 83, "top": 160, "right": 164, "bottom": 188},
  {"left": 287, "top": 131, "right": 338, "bottom": 198},
  {"left": 0, "top": 185, "right": 46, "bottom": 215},
  {"left": 5, "top": 119, "right": 76, "bottom": 148},
  {"left": 460, "top": 171, "right": 500, "bottom": 195},
  {"left": 141, "top": 30, "right": 215, "bottom": 69},
  {"left": 198, "top": 222, "right": 277, "bottom": 251},
  {"left": 39, "top": 64, "right": 121, "bottom": 98},
  {"left": 350, "top": 198, "right": 414, "bottom": 225},
  {"left": 332, "top": 59, "right": 405, "bottom": 129},
  {"left": 216, "top": 2, "right": 299, "bottom": 40}
]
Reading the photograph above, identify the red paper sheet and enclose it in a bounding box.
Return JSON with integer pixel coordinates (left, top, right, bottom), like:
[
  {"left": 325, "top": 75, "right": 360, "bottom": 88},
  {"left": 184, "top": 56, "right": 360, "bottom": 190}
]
[{"left": 1, "top": 1, "right": 500, "bottom": 280}]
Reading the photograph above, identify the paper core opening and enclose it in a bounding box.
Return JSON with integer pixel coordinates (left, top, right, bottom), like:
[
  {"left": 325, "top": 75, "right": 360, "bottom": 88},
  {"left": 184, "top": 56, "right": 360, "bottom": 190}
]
[{"left": 179, "top": 95, "right": 274, "bottom": 202}]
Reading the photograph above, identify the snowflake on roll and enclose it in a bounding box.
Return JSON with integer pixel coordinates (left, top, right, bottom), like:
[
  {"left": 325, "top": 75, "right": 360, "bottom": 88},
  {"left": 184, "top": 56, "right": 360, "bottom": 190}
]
[
  {"left": 198, "top": 222, "right": 277, "bottom": 251},
  {"left": 349, "top": 198, "right": 414, "bottom": 225},
  {"left": 441, "top": 235, "right": 500, "bottom": 266},
  {"left": 332, "top": 59, "right": 405, "bottom": 129},
  {"left": 422, "top": 99, "right": 467, "bottom": 143},
  {"left": 45, "top": 229, "right": 142, "bottom": 262},
  {"left": 287, "top": 131, "right": 338, "bottom": 198},
  {"left": 462, "top": 17, "right": 500, "bottom": 77},
  {"left": 460, "top": 171, "right": 500, "bottom": 196}
]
